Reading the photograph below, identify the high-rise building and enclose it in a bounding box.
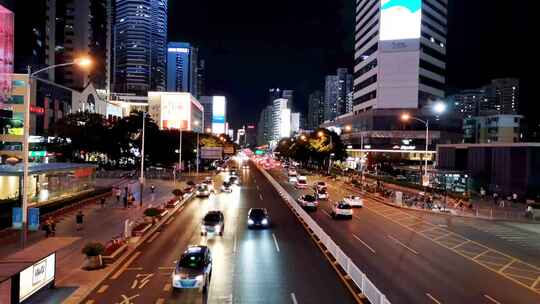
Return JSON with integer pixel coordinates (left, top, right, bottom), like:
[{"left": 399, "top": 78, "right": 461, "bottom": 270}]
[
  {"left": 487, "top": 78, "right": 519, "bottom": 115},
  {"left": 448, "top": 89, "right": 487, "bottom": 118},
  {"left": 272, "top": 98, "right": 289, "bottom": 142},
  {"left": 199, "top": 96, "right": 227, "bottom": 135},
  {"left": 268, "top": 88, "right": 282, "bottom": 104},
  {"left": 291, "top": 112, "right": 300, "bottom": 134},
  {"left": 308, "top": 90, "right": 324, "bottom": 129},
  {"left": 324, "top": 68, "right": 353, "bottom": 121},
  {"left": 196, "top": 59, "right": 205, "bottom": 98},
  {"left": 45, "top": 0, "right": 109, "bottom": 89},
  {"left": 166, "top": 42, "right": 199, "bottom": 96},
  {"left": 112, "top": 0, "right": 167, "bottom": 95},
  {"left": 257, "top": 105, "right": 273, "bottom": 146},
  {"left": 353, "top": 0, "right": 447, "bottom": 111},
  {"left": 282, "top": 89, "right": 294, "bottom": 110},
  {"left": 0, "top": 3, "right": 14, "bottom": 104}
]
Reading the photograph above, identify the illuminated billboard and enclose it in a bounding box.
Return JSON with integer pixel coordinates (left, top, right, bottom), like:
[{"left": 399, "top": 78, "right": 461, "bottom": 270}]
[
  {"left": 0, "top": 5, "right": 14, "bottom": 104},
  {"left": 211, "top": 96, "right": 226, "bottom": 135},
  {"left": 19, "top": 253, "right": 56, "bottom": 302},
  {"left": 148, "top": 92, "right": 204, "bottom": 131},
  {"left": 379, "top": 0, "right": 421, "bottom": 41}
]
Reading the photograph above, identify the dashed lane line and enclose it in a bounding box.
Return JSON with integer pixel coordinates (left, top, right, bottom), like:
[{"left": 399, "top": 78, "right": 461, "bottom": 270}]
[
  {"left": 96, "top": 285, "right": 108, "bottom": 294},
  {"left": 352, "top": 234, "right": 376, "bottom": 254},
  {"left": 291, "top": 292, "right": 298, "bottom": 304},
  {"left": 426, "top": 293, "right": 442, "bottom": 304},
  {"left": 272, "top": 233, "right": 280, "bottom": 252},
  {"left": 146, "top": 232, "right": 161, "bottom": 243},
  {"left": 484, "top": 294, "right": 501, "bottom": 304},
  {"left": 163, "top": 283, "right": 171, "bottom": 292},
  {"left": 387, "top": 235, "right": 419, "bottom": 255}
]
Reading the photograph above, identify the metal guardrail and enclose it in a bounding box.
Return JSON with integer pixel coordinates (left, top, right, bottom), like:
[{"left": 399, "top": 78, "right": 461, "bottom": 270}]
[{"left": 259, "top": 166, "right": 391, "bottom": 304}]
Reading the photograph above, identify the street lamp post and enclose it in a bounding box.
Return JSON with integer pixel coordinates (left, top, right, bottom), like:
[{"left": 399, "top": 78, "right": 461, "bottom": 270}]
[
  {"left": 193, "top": 120, "right": 200, "bottom": 174},
  {"left": 401, "top": 102, "right": 446, "bottom": 188},
  {"left": 318, "top": 130, "right": 333, "bottom": 174},
  {"left": 139, "top": 112, "right": 147, "bottom": 208},
  {"left": 178, "top": 127, "right": 182, "bottom": 182},
  {"left": 20, "top": 58, "right": 91, "bottom": 247}
]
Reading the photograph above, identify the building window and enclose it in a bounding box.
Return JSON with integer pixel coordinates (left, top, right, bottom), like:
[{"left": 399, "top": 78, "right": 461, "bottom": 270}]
[{"left": 8, "top": 95, "right": 25, "bottom": 104}]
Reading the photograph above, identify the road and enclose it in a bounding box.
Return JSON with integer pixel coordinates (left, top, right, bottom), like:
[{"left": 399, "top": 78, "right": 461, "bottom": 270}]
[
  {"left": 269, "top": 167, "right": 540, "bottom": 304},
  {"left": 83, "top": 164, "right": 356, "bottom": 304}
]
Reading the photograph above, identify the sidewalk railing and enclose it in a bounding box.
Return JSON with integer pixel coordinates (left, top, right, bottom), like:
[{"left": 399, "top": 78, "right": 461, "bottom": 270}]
[{"left": 259, "top": 165, "right": 391, "bottom": 304}]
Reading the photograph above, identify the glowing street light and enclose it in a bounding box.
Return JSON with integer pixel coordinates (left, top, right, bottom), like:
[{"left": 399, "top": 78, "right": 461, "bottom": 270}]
[{"left": 344, "top": 125, "right": 352, "bottom": 132}]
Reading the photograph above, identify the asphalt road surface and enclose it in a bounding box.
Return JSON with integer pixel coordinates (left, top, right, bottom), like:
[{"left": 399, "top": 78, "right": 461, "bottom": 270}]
[
  {"left": 83, "top": 164, "right": 356, "bottom": 304},
  {"left": 270, "top": 167, "right": 540, "bottom": 304}
]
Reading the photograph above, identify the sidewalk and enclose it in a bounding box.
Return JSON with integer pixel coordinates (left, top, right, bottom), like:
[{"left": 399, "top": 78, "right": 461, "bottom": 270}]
[{"left": 0, "top": 177, "right": 202, "bottom": 304}]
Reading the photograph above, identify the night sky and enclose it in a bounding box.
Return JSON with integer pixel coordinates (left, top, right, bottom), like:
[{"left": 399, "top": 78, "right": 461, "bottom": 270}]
[{"left": 169, "top": 0, "right": 533, "bottom": 130}]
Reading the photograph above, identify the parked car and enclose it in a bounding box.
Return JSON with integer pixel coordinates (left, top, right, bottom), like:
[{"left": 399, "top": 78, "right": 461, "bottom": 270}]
[
  {"left": 202, "top": 178, "right": 215, "bottom": 192},
  {"left": 247, "top": 208, "right": 271, "bottom": 229},
  {"left": 343, "top": 195, "right": 363, "bottom": 207},
  {"left": 297, "top": 194, "right": 319, "bottom": 210},
  {"left": 288, "top": 172, "right": 298, "bottom": 183},
  {"left": 201, "top": 211, "right": 224, "bottom": 236},
  {"left": 171, "top": 245, "right": 212, "bottom": 293},
  {"left": 331, "top": 201, "right": 353, "bottom": 219}
]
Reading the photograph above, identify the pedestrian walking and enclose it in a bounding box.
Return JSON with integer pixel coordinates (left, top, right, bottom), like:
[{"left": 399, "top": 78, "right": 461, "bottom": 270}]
[
  {"left": 43, "top": 220, "right": 51, "bottom": 237},
  {"left": 76, "top": 210, "right": 84, "bottom": 231},
  {"left": 151, "top": 184, "right": 156, "bottom": 193},
  {"left": 100, "top": 197, "right": 106, "bottom": 208},
  {"left": 123, "top": 194, "right": 128, "bottom": 208},
  {"left": 512, "top": 193, "right": 518, "bottom": 204},
  {"left": 115, "top": 187, "right": 121, "bottom": 203},
  {"left": 499, "top": 199, "right": 505, "bottom": 208},
  {"left": 49, "top": 217, "right": 56, "bottom": 236},
  {"left": 493, "top": 192, "right": 499, "bottom": 205},
  {"left": 480, "top": 187, "right": 486, "bottom": 199}
]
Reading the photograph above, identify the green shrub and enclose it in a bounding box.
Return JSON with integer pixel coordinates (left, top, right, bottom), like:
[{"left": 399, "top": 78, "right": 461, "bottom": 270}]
[
  {"left": 144, "top": 207, "right": 161, "bottom": 217},
  {"left": 82, "top": 242, "right": 105, "bottom": 256}
]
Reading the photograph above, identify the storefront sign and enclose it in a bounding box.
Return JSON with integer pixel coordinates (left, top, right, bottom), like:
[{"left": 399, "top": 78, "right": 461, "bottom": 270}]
[
  {"left": 29, "top": 151, "right": 47, "bottom": 157},
  {"left": 12, "top": 207, "right": 22, "bottom": 229},
  {"left": 28, "top": 208, "right": 40, "bottom": 231},
  {"left": 19, "top": 253, "right": 55, "bottom": 302},
  {"left": 74, "top": 167, "right": 94, "bottom": 177},
  {"left": 30, "top": 106, "right": 45, "bottom": 114}
]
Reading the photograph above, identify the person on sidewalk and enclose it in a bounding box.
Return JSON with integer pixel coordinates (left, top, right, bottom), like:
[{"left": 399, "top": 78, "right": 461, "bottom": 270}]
[
  {"left": 100, "top": 197, "right": 106, "bottom": 208},
  {"left": 512, "top": 193, "right": 518, "bottom": 204},
  {"left": 43, "top": 220, "right": 51, "bottom": 237},
  {"left": 123, "top": 194, "right": 128, "bottom": 208},
  {"left": 49, "top": 217, "right": 56, "bottom": 236},
  {"left": 76, "top": 210, "right": 84, "bottom": 231},
  {"left": 499, "top": 198, "right": 505, "bottom": 208},
  {"left": 115, "top": 187, "right": 121, "bottom": 203}
]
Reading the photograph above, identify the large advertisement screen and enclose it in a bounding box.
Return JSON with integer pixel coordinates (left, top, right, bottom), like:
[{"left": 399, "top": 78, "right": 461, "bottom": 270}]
[
  {"left": 379, "top": 0, "right": 421, "bottom": 41},
  {"left": 212, "top": 96, "right": 226, "bottom": 135},
  {"left": 0, "top": 5, "right": 14, "bottom": 104},
  {"left": 161, "top": 93, "right": 190, "bottom": 130},
  {"left": 19, "top": 253, "right": 56, "bottom": 302}
]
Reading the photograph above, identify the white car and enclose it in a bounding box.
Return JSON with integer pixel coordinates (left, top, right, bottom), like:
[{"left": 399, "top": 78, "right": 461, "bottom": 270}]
[
  {"left": 297, "top": 194, "right": 319, "bottom": 210},
  {"left": 196, "top": 184, "right": 210, "bottom": 197},
  {"left": 315, "top": 181, "right": 327, "bottom": 191},
  {"left": 288, "top": 169, "right": 297, "bottom": 176},
  {"left": 316, "top": 188, "right": 329, "bottom": 200},
  {"left": 221, "top": 182, "right": 233, "bottom": 193},
  {"left": 343, "top": 195, "right": 363, "bottom": 207},
  {"left": 203, "top": 178, "right": 215, "bottom": 192},
  {"left": 331, "top": 201, "right": 353, "bottom": 219},
  {"left": 295, "top": 176, "right": 308, "bottom": 189},
  {"left": 288, "top": 174, "right": 298, "bottom": 183},
  {"left": 171, "top": 245, "right": 212, "bottom": 293}
]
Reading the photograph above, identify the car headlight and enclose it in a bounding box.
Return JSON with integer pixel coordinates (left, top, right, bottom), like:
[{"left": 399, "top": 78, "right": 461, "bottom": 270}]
[
  {"left": 195, "top": 274, "right": 204, "bottom": 282},
  {"left": 261, "top": 219, "right": 268, "bottom": 225},
  {"left": 215, "top": 225, "right": 221, "bottom": 231},
  {"left": 248, "top": 219, "right": 254, "bottom": 225},
  {"left": 201, "top": 225, "right": 206, "bottom": 231},
  {"left": 173, "top": 274, "right": 181, "bottom": 281}
]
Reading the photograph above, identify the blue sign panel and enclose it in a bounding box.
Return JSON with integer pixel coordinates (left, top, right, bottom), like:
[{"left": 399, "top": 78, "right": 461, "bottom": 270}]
[
  {"left": 29, "top": 208, "right": 40, "bottom": 231},
  {"left": 12, "top": 207, "right": 22, "bottom": 229},
  {"left": 212, "top": 115, "right": 225, "bottom": 123}
]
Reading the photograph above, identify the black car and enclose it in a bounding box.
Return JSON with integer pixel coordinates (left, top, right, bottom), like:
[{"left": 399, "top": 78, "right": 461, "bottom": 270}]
[
  {"left": 228, "top": 176, "right": 239, "bottom": 185},
  {"left": 247, "top": 208, "right": 271, "bottom": 228},
  {"left": 201, "top": 211, "right": 224, "bottom": 236}
]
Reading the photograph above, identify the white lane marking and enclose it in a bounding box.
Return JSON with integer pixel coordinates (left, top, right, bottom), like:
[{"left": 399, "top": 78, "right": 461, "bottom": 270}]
[
  {"left": 484, "top": 294, "right": 501, "bottom": 304},
  {"left": 321, "top": 210, "right": 332, "bottom": 218},
  {"left": 290, "top": 292, "right": 298, "bottom": 304},
  {"left": 259, "top": 193, "right": 263, "bottom": 200},
  {"left": 272, "top": 233, "right": 280, "bottom": 252},
  {"left": 426, "top": 293, "right": 442, "bottom": 304},
  {"left": 388, "top": 235, "right": 419, "bottom": 255},
  {"left": 352, "top": 234, "right": 376, "bottom": 254}
]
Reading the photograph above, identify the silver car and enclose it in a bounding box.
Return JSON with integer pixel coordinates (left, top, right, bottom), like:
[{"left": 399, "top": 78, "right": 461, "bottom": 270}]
[{"left": 172, "top": 245, "right": 212, "bottom": 293}]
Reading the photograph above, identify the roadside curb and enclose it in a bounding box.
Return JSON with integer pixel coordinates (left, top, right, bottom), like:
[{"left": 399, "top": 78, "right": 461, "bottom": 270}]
[
  {"left": 62, "top": 193, "right": 194, "bottom": 304},
  {"left": 255, "top": 164, "right": 366, "bottom": 304}
]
